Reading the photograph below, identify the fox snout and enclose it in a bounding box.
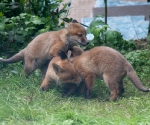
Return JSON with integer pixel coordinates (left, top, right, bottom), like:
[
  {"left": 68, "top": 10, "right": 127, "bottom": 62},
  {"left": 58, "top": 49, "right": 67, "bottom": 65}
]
[
  {"left": 39, "top": 86, "right": 48, "bottom": 91},
  {"left": 79, "top": 40, "right": 89, "bottom": 46},
  {"left": 75, "top": 37, "right": 89, "bottom": 46},
  {"left": 39, "top": 87, "right": 45, "bottom": 91},
  {"left": 67, "top": 34, "right": 89, "bottom": 46},
  {"left": 78, "top": 36, "right": 89, "bottom": 46}
]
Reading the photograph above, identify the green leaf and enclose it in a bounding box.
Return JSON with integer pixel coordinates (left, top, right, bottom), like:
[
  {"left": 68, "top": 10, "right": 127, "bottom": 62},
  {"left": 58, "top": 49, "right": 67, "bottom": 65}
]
[
  {"left": 14, "top": 35, "right": 25, "bottom": 43},
  {"left": 31, "top": 18, "right": 42, "bottom": 25},
  {"left": 0, "top": 12, "right": 4, "bottom": 17},
  {"left": 0, "top": 3, "right": 7, "bottom": 10},
  {"left": 25, "top": 21, "right": 30, "bottom": 25},
  {"left": 20, "top": 13, "right": 27, "bottom": 17},
  {"left": 51, "top": 4, "right": 59, "bottom": 9},
  {"left": 0, "top": 23, "right": 5, "bottom": 30},
  {"left": 25, "top": 27, "right": 36, "bottom": 32}
]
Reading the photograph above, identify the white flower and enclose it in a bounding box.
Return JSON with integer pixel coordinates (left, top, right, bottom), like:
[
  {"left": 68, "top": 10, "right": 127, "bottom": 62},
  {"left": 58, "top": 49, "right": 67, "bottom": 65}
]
[{"left": 86, "top": 33, "right": 94, "bottom": 41}]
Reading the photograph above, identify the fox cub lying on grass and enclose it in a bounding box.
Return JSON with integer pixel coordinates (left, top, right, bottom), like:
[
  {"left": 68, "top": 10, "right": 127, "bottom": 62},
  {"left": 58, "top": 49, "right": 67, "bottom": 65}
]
[
  {"left": 0, "top": 21, "right": 88, "bottom": 80},
  {"left": 40, "top": 46, "right": 150, "bottom": 101}
]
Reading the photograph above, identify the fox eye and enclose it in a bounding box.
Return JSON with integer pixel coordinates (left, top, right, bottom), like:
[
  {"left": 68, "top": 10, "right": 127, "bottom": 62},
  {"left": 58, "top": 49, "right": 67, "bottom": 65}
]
[
  {"left": 78, "top": 34, "right": 82, "bottom": 37},
  {"left": 71, "top": 76, "right": 74, "bottom": 80}
]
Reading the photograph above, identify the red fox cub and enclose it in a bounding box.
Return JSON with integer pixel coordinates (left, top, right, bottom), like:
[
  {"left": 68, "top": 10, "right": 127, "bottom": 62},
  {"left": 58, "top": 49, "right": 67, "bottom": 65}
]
[
  {"left": 0, "top": 22, "right": 88, "bottom": 79},
  {"left": 39, "top": 46, "right": 83, "bottom": 91},
  {"left": 41, "top": 46, "right": 150, "bottom": 101}
]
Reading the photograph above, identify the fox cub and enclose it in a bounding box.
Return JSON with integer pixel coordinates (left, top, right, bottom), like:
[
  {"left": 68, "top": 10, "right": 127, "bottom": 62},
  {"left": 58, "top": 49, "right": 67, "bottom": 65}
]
[
  {"left": 41, "top": 46, "right": 150, "bottom": 101},
  {"left": 39, "top": 46, "right": 84, "bottom": 91},
  {"left": 0, "top": 22, "right": 88, "bottom": 79}
]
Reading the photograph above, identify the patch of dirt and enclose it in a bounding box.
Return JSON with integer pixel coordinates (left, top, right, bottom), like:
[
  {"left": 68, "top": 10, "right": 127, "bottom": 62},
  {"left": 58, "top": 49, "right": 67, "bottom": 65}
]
[{"left": 134, "top": 33, "right": 150, "bottom": 49}]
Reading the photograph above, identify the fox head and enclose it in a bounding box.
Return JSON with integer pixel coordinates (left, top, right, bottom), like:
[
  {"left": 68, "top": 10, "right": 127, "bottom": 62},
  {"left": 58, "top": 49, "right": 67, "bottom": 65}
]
[
  {"left": 66, "top": 22, "right": 89, "bottom": 46},
  {"left": 52, "top": 60, "right": 82, "bottom": 85},
  {"left": 40, "top": 50, "right": 82, "bottom": 91},
  {"left": 55, "top": 50, "right": 83, "bottom": 84}
]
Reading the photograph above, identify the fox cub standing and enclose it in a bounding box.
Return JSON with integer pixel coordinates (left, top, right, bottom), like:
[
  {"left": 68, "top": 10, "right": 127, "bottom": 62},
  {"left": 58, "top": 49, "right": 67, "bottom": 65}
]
[
  {"left": 40, "top": 46, "right": 150, "bottom": 101},
  {"left": 0, "top": 22, "right": 88, "bottom": 79}
]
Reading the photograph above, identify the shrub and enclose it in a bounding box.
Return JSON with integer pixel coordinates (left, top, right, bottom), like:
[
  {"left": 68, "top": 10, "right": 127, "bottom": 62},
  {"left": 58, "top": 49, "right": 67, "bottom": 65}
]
[
  {"left": 0, "top": 0, "right": 72, "bottom": 55},
  {"left": 124, "top": 49, "right": 150, "bottom": 82},
  {"left": 84, "top": 16, "right": 136, "bottom": 52}
]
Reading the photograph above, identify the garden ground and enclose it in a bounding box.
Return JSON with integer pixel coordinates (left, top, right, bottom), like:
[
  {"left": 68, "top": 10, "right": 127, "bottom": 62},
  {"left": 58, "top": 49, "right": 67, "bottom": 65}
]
[{"left": 0, "top": 61, "right": 150, "bottom": 124}]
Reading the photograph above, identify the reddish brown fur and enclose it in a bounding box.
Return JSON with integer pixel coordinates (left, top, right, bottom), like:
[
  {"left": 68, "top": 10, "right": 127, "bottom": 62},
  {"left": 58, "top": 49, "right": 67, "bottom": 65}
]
[
  {"left": 0, "top": 23, "right": 88, "bottom": 80},
  {"left": 45, "top": 46, "right": 150, "bottom": 101},
  {"left": 39, "top": 56, "right": 82, "bottom": 91},
  {"left": 39, "top": 46, "right": 84, "bottom": 91},
  {"left": 72, "top": 47, "right": 150, "bottom": 101}
]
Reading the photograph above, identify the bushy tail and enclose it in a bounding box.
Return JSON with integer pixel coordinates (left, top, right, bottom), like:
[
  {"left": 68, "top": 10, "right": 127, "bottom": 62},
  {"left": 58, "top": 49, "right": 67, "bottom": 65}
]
[
  {"left": 0, "top": 49, "right": 25, "bottom": 63},
  {"left": 126, "top": 63, "right": 150, "bottom": 92}
]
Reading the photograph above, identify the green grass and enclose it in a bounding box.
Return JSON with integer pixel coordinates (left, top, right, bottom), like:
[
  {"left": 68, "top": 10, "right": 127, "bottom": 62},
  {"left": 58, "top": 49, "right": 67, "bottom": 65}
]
[{"left": 0, "top": 63, "right": 150, "bottom": 125}]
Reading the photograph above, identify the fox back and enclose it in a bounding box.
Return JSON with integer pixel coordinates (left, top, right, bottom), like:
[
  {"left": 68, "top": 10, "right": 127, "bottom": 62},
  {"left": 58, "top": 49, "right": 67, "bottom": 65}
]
[
  {"left": 73, "top": 46, "right": 128, "bottom": 78},
  {"left": 55, "top": 46, "right": 150, "bottom": 101}
]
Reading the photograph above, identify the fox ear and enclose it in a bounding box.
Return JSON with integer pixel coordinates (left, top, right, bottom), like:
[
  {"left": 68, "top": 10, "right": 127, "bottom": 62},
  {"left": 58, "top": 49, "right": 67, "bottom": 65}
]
[
  {"left": 52, "top": 63, "right": 64, "bottom": 74},
  {"left": 67, "top": 50, "right": 72, "bottom": 60},
  {"left": 65, "top": 23, "right": 73, "bottom": 29},
  {"left": 72, "top": 19, "right": 78, "bottom": 23},
  {"left": 59, "top": 50, "right": 68, "bottom": 60}
]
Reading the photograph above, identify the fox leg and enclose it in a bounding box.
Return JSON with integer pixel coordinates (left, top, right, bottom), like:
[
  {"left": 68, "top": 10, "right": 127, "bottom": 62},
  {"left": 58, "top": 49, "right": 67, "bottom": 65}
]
[
  {"left": 108, "top": 84, "right": 119, "bottom": 101},
  {"left": 40, "top": 63, "right": 49, "bottom": 81},
  {"left": 76, "top": 80, "right": 86, "bottom": 95},
  {"left": 103, "top": 74, "right": 119, "bottom": 101},
  {"left": 63, "top": 83, "right": 78, "bottom": 97},
  {"left": 84, "top": 74, "right": 95, "bottom": 99},
  {"left": 63, "top": 80, "right": 85, "bottom": 97},
  {"left": 24, "top": 57, "right": 37, "bottom": 76},
  {"left": 118, "top": 80, "right": 124, "bottom": 97}
]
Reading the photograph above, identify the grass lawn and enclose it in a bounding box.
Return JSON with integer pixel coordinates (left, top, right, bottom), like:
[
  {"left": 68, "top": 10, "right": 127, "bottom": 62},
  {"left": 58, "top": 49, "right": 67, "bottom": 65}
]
[{"left": 0, "top": 63, "right": 150, "bottom": 125}]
